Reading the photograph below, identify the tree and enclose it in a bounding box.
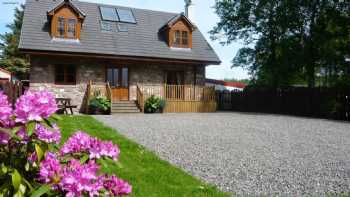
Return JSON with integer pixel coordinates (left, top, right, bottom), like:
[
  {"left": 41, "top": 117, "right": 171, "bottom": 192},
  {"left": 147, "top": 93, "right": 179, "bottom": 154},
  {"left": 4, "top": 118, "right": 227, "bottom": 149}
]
[
  {"left": 211, "top": 0, "right": 350, "bottom": 88},
  {"left": 0, "top": 5, "right": 29, "bottom": 80}
]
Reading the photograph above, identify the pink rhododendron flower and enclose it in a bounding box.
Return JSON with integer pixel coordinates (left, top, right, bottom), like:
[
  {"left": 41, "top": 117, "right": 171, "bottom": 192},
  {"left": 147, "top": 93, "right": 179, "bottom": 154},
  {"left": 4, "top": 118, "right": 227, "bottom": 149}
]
[
  {"left": 103, "top": 175, "right": 132, "bottom": 196},
  {"left": 89, "top": 138, "right": 120, "bottom": 160},
  {"left": 0, "top": 131, "right": 10, "bottom": 145},
  {"left": 59, "top": 160, "right": 103, "bottom": 197},
  {"left": 39, "top": 152, "right": 62, "bottom": 184},
  {"left": 16, "top": 127, "right": 29, "bottom": 144},
  {"left": 0, "top": 91, "right": 12, "bottom": 127},
  {"left": 35, "top": 124, "right": 61, "bottom": 144},
  {"left": 60, "top": 131, "right": 91, "bottom": 155},
  {"left": 60, "top": 131, "right": 120, "bottom": 160},
  {"left": 14, "top": 91, "right": 57, "bottom": 123}
]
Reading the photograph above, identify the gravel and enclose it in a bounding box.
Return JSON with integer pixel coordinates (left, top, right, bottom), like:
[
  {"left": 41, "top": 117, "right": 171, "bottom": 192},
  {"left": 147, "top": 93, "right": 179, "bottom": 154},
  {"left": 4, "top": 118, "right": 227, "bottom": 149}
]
[{"left": 94, "top": 113, "right": 350, "bottom": 196}]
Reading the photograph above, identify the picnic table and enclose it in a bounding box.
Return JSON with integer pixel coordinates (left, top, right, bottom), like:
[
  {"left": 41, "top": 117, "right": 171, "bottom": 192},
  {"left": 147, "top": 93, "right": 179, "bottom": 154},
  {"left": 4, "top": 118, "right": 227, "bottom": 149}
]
[{"left": 56, "top": 98, "right": 77, "bottom": 115}]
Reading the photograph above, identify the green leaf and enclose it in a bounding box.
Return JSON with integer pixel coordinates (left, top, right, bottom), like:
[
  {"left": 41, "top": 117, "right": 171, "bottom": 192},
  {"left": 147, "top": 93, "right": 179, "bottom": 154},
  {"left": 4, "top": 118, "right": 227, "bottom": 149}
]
[
  {"left": 26, "top": 122, "right": 36, "bottom": 136},
  {"left": 1, "top": 164, "right": 7, "bottom": 174},
  {"left": 22, "top": 177, "right": 34, "bottom": 192},
  {"left": 79, "top": 154, "right": 89, "bottom": 164},
  {"left": 24, "top": 163, "right": 30, "bottom": 172},
  {"left": 11, "top": 126, "right": 21, "bottom": 135},
  {"left": 30, "top": 185, "right": 51, "bottom": 197},
  {"left": 11, "top": 169, "right": 21, "bottom": 191},
  {"left": 43, "top": 119, "right": 53, "bottom": 128},
  {"left": 35, "top": 144, "right": 44, "bottom": 162},
  {"left": 13, "top": 190, "right": 24, "bottom": 197},
  {"left": 19, "top": 184, "right": 26, "bottom": 194},
  {"left": 50, "top": 114, "right": 62, "bottom": 121}
]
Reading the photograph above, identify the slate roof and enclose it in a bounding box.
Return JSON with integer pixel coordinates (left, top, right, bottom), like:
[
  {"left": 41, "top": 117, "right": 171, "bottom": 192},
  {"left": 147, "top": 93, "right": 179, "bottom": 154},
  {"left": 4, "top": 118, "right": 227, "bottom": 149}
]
[{"left": 19, "top": 0, "right": 221, "bottom": 64}]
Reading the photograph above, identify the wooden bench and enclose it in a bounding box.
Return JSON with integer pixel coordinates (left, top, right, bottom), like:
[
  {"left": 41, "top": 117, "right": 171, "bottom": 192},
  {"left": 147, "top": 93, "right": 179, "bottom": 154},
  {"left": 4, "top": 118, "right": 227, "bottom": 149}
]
[{"left": 56, "top": 98, "right": 77, "bottom": 115}]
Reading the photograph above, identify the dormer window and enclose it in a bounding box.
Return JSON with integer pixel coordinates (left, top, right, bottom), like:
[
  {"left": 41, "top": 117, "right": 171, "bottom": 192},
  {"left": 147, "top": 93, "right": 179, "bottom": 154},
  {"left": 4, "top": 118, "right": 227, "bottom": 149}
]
[
  {"left": 67, "top": 19, "right": 77, "bottom": 38},
  {"left": 174, "top": 30, "right": 181, "bottom": 47},
  {"left": 160, "top": 14, "right": 196, "bottom": 49},
  {"left": 57, "top": 17, "right": 65, "bottom": 38},
  {"left": 173, "top": 30, "right": 189, "bottom": 48},
  {"left": 48, "top": 0, "right": 86, "bottom": 40},
  {"left": 56, "top": 17, "right": 77, "bottom": 39}
]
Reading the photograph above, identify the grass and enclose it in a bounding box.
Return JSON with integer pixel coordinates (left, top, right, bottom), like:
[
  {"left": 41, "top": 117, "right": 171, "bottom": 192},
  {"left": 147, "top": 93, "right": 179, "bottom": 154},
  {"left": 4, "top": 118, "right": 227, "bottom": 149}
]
[{"left": 57, "top": 115, "right": 231, "bottom": 197}]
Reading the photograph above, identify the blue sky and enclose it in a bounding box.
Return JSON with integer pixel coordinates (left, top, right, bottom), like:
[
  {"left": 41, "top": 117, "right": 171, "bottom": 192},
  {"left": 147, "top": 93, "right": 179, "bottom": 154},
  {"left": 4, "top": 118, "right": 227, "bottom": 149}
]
[{"left": 0, "top": 0, "right": 249, "bottom": 80}]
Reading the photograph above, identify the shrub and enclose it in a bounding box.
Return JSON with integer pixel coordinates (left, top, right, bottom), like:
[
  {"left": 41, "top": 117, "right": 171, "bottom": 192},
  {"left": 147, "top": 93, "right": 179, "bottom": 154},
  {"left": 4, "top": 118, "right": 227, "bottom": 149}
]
[
  {"left": 0, "top": 91, "right": 131, "bottom": 196},
  {"left": 144, "top": 95, "right": 166, "bottom": 113},
  {"left": 89, "top": 91, "right": 111, "bottom": 114}
]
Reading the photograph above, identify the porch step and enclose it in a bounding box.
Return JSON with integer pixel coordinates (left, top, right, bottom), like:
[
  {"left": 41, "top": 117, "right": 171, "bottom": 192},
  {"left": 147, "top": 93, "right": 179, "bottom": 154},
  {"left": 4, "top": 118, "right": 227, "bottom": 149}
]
[{"left": 111, "top": 101, "right": 140, "bottom": 113}]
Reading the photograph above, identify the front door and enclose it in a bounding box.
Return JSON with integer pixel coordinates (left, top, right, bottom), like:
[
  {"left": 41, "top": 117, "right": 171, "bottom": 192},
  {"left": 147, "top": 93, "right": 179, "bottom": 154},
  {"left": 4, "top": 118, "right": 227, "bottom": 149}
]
[{"left": 107, "top": 67, "right": 129, "bottom": 101}]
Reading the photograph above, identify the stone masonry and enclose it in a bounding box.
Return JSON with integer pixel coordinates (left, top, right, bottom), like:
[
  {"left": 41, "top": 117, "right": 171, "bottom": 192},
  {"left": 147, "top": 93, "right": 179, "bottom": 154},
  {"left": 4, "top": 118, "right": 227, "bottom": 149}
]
[{"left": 29, "top": 55, "right": 206, "bottom": 111}]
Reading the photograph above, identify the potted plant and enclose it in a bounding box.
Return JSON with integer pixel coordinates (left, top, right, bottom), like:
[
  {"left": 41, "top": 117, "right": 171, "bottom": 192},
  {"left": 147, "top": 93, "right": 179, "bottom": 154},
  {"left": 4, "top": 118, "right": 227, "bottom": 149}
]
[
  {"left": 158, "top": 98, "right": 166, "bottom": 113},
  {"left": 89, "top": 91, "right": 111, "bottom": 114},
  {"left": 144, "top": 95, "right": 166, "bottom": 113}
]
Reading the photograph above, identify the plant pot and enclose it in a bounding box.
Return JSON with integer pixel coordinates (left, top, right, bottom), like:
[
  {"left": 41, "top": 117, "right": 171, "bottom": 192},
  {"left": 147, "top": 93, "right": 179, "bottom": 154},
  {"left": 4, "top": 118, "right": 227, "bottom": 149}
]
[{"left": 90, "top": 108, "right": 106, "bottom": 115}]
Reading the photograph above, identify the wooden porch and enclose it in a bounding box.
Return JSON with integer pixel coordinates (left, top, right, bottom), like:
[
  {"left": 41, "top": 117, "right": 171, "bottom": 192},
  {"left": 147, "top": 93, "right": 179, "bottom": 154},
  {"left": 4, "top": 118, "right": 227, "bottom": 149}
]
[
  {"left": 136, "top": 84, "right": 217, "bottom": 113},
  {"left": 85, "top": 81, "right": 217, "bottom": 113}
]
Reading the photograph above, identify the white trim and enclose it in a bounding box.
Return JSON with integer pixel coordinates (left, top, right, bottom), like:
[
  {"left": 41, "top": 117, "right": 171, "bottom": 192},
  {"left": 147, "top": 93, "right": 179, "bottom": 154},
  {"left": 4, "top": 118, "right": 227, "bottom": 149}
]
[
  {"left": 51, "top": 37, "right": 81, "bottom": 44},
  {"left": 170, "top": 47, "right": 192, "bottom": 52}
]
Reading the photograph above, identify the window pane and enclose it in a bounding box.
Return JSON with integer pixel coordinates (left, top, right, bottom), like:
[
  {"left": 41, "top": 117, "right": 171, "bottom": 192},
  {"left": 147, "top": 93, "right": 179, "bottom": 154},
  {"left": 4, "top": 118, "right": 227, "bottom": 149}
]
[
  {"left": 55, "top": 65, "right": 76, "bottom": 84},
  {"left": 55, "top": 66, "right": 64, "bottom": 83},
  {"left": 121, "top": 68, "right": 128, "bottom": 87},
  {"left": 65, "top": 65, "right": 76, "bottom": 83},
  {"left": 182, "top": 31, "right": 188, "bottom": 46},
  {"left": 113, "top": 68, "right": 120, "bottom": 87},
  {"left": 117, "top": 23, "right": 128, "bottom": 32},
  {"left": 66, "top": 74, "right": 76, "bottom": 83},
  {"left": 57, "top": 17, "right": 65, "bottom": 38},
  {"left": 67, "top": 19, "right": 76, "bottom": 38},
  {"left": 100, "top": 21, "right": 113, "bottom": 31},
  {"left": 100, "top": 7, "right": 119, "bottom": 21},
  {"left": 107, "top": 68, "right": 114, "bottom": 86},
  {"left": 116, "top": 9, "right": 136, "bottom": 23},
  {"left": 174, "top": 30, "right": 181, "bottom": 46}
]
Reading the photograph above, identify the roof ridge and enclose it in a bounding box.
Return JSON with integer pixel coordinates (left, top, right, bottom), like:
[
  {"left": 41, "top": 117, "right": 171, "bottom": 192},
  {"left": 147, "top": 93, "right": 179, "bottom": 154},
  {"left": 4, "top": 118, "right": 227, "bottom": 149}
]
[{"left": 74, "top": 0, "right": 180, "bottom": 16}]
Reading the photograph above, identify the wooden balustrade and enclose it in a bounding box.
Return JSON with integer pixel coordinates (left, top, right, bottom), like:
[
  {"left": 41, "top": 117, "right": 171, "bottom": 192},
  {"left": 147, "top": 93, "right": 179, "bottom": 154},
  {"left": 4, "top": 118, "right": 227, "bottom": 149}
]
[
  {"left": 136, "top": 85, "right": 144, "bottom": 112},
  {"left": 106, "top": 82, "right": 112, "bottom": 101},
  {"left": 84, "top": 81, "right": 112, "bottom": 114},
  {"left": 85, "top": 80, "right": 92, "bottom": 114},
  {"left": 137, "top": 84, "right": 217, "bottom": 113}
]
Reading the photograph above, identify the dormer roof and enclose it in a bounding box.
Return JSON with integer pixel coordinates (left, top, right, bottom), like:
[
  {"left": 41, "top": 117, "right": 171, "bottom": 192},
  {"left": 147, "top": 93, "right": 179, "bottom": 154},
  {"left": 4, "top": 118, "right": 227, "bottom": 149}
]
[
  {"left": 47, "top": 0, "right": 86, "bottom": 20},
  {"left": 161, "top": 13, "right": 196, "bottom": 32}
]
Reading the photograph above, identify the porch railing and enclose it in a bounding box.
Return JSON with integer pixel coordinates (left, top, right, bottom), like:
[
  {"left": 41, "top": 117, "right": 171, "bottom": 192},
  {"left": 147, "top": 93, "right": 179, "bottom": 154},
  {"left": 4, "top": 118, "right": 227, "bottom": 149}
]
[
  {"left": 137, "top": 84, "right": 216, "bottom": 112},
  {"left": 84, "top": 81, "right": 112, "bottom": 114},
  {"left": 136, "top": 85, "right": 144, "bottom": 112}
]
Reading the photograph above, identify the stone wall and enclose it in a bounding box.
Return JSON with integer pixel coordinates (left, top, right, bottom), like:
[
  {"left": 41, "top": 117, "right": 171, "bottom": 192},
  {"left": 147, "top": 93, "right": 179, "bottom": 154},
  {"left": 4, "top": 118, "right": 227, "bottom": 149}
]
[
  {"left": 29, "top": 56, "right": 105, "bottom": 112},
  {"left": 29, "top": 55, "right": 206, "bottom": 109}
]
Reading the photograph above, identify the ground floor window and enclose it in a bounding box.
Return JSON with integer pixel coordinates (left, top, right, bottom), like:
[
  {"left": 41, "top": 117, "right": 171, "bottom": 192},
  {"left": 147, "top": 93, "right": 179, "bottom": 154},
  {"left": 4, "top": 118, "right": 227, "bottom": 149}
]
[
  {"left": 54, "top": 65, "right": 76, "bottom": 85},
  {"left": 166, "top": 70, "right": 184, "bottom": 85}
]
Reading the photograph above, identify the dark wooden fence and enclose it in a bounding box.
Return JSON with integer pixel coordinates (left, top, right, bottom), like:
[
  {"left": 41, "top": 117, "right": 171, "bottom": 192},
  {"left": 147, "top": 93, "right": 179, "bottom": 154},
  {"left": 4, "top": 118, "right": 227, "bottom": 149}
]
[
  {"left": 216, "top": 87, "right": 350, "bottom": 120},
  {"left": 0, "top": 81, "right": 24, "bottom": 105}
]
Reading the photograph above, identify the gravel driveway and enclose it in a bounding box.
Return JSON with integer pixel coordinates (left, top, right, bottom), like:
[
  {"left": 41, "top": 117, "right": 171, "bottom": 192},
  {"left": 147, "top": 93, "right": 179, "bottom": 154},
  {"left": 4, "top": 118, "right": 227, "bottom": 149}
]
[{"left": 94, "top": 113, "right": 350, "bottom": 196}]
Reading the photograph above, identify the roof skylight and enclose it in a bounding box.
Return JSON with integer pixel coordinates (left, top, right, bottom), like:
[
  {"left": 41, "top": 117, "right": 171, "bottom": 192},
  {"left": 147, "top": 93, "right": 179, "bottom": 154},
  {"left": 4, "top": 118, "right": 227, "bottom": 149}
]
[
  {"left": 100, "top": 7, "right": 119, "bottom": 21},
  {"left": 100, "top": 21, "right": 113, "bottom": 31},
  {"left": 116, "top": 8, "right": 136, "bottom": 23}
]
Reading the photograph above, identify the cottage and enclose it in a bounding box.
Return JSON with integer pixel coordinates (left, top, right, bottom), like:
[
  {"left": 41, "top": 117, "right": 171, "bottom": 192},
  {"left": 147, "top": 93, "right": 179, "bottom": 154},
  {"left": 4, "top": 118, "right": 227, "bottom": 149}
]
[{"left": 19, "top": 0, "right": 221, "bottom": 113}]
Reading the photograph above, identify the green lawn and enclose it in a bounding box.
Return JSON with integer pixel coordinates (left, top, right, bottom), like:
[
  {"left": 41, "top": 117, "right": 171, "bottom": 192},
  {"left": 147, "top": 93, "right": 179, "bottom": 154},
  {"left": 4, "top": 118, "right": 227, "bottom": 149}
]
[{"left": 58, "top": 115, "right": 231, "bottom": 197}]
